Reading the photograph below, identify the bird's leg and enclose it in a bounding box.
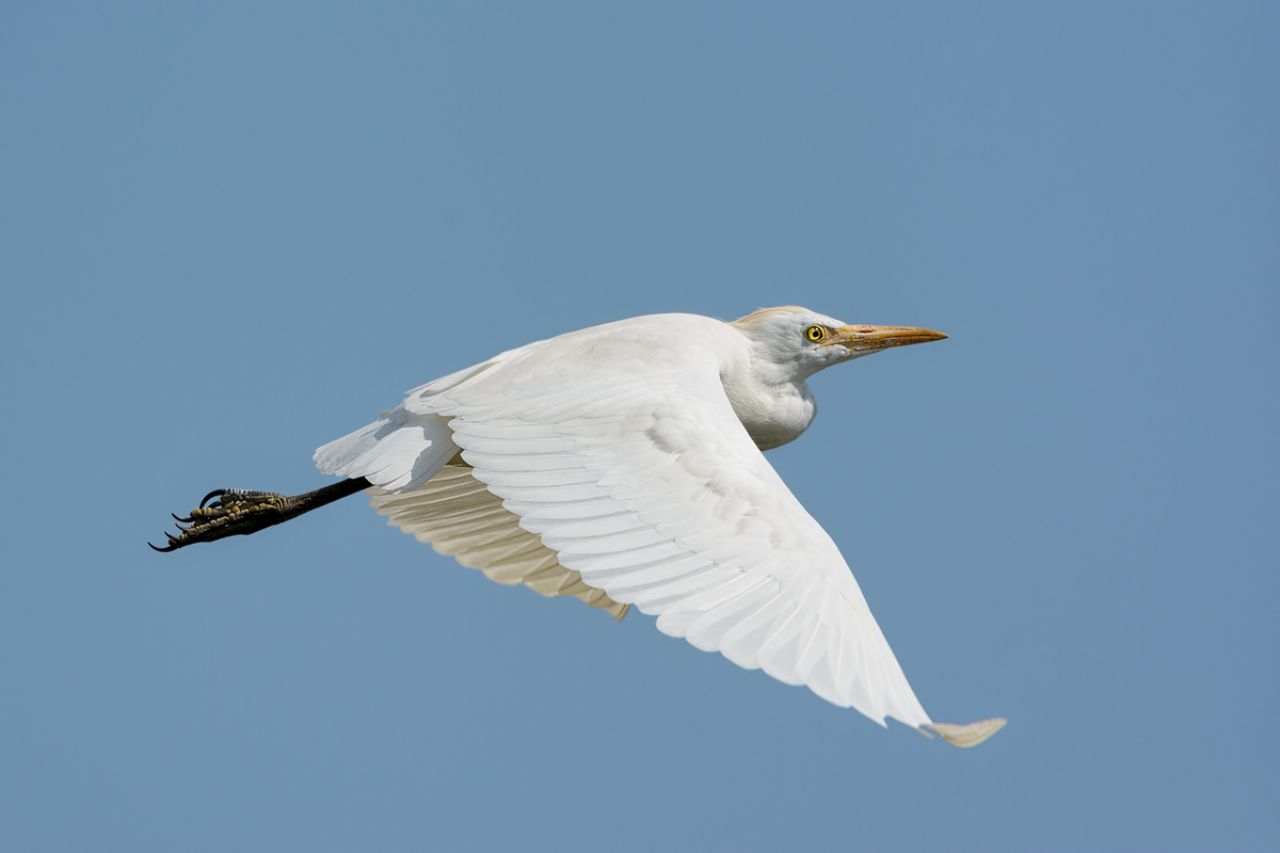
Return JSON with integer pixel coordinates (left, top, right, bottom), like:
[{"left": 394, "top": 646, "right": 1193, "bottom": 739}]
[{"left": 150, "top": 477, "right": 372, "bottom": 552}]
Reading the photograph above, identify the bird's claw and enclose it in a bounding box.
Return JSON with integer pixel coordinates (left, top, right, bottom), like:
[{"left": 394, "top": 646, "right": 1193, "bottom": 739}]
[{"left": 149, "top": 488, "right": 294, "bottom": 552}]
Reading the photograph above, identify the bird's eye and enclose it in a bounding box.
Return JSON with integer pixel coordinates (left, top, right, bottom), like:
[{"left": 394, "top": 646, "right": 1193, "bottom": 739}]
[{"left": 805, "top": 325, "right": 826, "bottom": 343}]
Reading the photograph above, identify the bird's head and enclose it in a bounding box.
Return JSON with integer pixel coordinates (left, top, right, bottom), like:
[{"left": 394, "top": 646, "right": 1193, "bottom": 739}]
[{"left": 731, "top": 306, "right": 948, "bottom": 380}]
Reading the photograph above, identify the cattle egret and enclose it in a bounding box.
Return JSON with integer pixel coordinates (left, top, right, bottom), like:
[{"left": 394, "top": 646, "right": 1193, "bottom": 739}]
[{"left": 152, "top": 307, "right": 1005, "bottom": 748}]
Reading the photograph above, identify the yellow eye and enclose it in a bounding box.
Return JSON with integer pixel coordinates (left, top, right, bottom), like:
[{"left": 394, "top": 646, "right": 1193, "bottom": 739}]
[{"left": 805, "top": 325, "right": 826, "bottom": 343}]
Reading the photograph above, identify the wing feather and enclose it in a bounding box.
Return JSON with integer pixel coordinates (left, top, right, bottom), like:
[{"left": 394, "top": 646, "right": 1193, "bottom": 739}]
[{"left": 367, "top": 462, "right": 630, "bottom": 620}]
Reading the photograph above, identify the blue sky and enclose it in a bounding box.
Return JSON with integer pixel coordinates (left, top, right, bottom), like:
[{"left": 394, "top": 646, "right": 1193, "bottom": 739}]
[{"left": 2, "top": 2, "right": 1277, "bottom": 850}]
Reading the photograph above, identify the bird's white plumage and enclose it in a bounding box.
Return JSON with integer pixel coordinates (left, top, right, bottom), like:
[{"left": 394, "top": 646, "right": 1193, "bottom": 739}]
[{"left": 315, "top": 310, "right": 1002, "bottom": 743}]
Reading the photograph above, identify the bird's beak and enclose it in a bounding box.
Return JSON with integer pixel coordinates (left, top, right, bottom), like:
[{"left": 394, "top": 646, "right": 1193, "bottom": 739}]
[{"left": 832, "top": 324, "right": 949, "bottom": 353}]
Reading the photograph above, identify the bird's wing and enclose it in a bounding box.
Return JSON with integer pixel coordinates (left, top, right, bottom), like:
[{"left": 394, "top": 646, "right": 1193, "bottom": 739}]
[
  {"left": 369, "top": 463, "right": 629, "bottom": 619},
  {"left": 408, "top": 352, "right": 934, "bottom": 731}
]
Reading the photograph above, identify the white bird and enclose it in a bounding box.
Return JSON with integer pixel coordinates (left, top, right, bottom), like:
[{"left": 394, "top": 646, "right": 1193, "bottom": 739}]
[{"left": 153, "top": 306, "right": 1005, "bottom": 748}]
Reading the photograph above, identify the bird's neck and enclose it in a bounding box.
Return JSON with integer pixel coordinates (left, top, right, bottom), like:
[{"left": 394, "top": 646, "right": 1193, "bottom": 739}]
[{"left": 720, "top": 354, "right": 817, "bottom": 451}]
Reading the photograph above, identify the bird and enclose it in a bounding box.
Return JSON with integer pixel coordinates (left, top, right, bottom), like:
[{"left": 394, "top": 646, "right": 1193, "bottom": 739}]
[{"left": 152, "top": 306, "right": 1005, "bottom": 748}]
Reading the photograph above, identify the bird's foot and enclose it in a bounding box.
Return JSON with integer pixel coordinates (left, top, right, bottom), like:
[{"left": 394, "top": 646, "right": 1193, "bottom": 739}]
[{"left": 149, "top": 488, "right": 297, "bottom": 552}]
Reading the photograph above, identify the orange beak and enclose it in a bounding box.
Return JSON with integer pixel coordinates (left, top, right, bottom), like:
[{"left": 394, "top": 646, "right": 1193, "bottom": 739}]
[{"left": 831, "top": 324, "right": 949, "bottom": 353}]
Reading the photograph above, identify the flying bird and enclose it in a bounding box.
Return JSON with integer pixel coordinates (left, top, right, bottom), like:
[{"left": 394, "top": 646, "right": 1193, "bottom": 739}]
[{"left": 152, "top": 306, "right": 1004, "bottom": 748}]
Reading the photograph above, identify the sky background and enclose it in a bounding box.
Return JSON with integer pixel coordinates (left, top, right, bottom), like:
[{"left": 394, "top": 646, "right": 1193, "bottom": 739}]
[{"left": 2, "top": 2, "right": 1278, "bottom": 851}]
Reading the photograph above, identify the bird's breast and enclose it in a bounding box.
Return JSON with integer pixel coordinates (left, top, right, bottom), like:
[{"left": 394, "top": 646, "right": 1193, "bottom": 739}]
[{"left": 723, "top": 377, "right": 817, "bottom": 451}]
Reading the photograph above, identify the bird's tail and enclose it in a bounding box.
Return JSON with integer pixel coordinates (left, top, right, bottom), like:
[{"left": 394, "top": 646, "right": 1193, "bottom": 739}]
[{"left": 314, "top": 409, "right": 457, "bottom": 493}]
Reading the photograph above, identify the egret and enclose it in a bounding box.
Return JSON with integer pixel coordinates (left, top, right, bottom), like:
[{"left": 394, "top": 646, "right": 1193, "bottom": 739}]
[{"left": 152, "top": 306, "right": 1005, "bottom": 748}]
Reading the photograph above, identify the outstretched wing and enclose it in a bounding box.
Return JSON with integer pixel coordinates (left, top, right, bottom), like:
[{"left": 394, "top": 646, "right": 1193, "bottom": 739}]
[{"left": 408, "top": 356, "right": 933, "bottom": 731}]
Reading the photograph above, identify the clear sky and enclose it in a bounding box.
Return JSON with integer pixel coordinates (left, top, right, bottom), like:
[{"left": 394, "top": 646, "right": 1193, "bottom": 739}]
[{"left": 2, "top": 2, "right": 1277, "bottom": 851}]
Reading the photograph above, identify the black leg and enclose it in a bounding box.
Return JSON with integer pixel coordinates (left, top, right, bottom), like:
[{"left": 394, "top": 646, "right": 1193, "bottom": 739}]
[{"left": 150, "top": 477, "right": 372, "bottom": 552}]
